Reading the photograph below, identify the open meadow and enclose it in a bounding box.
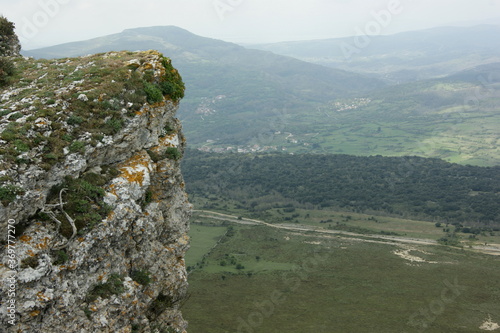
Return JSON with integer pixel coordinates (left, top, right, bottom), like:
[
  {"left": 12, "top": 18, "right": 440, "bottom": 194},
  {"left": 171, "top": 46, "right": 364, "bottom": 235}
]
[{"left": 183, "top": 212, "right": 500, "bottom": 333}]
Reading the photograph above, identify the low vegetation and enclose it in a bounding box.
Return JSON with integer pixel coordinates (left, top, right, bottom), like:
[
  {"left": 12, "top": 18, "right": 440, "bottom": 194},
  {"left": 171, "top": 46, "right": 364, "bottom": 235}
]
[
  {"left": 0, "top": 16, "right": 19, "bottom": 87},
  {"left": 0, "top": 57, "right": 15, "bottom": 87},
  {"left": 0, "top": 184, "right": 25, "bottom": 205},
  {"left": 131, "top": 269, "right": 152, "bottom": 286},
  {"left": 148, "top": 294, "right": 177, "bottom": 321},
  {"left": 183, "top": 144, "right": 500, "bottom": 332},
  {"left": 86, "top": 273, "right": 125, "bottom": 303},
  {"left": 53, "top": 249, "right": 69, "bottom": 265},
  {"left": 165, "top": 147, "right": 182, "bottom": 160},
  {"left": 0, "top": 50, "right": 184, "bottom": 172},
  {"left": 36, "top": 171, "right": 115, "bottom": 237}
]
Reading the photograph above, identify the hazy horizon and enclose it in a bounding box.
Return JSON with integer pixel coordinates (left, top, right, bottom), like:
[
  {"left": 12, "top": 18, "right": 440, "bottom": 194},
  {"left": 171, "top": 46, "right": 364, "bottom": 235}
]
[{"left": 1, "top": 0, "right": 499, "bottom": 50}]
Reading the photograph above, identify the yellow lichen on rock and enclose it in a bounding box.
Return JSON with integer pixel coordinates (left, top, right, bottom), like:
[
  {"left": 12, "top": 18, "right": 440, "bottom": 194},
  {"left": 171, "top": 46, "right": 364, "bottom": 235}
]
[{"left": 118, "top": 151, "right": 153, "bottom": 186}]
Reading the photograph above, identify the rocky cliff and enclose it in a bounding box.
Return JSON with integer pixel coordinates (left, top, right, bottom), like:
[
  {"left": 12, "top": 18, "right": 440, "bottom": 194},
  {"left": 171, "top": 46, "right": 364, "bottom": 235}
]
[{"left": 0, "top": 50, "right": 191, "bottom": 332}]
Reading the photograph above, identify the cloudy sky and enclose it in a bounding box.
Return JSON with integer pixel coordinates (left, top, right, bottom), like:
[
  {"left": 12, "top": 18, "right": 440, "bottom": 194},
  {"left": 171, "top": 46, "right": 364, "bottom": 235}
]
[{"left": 1, "top": 0, "right": 499, "bottom": 50}]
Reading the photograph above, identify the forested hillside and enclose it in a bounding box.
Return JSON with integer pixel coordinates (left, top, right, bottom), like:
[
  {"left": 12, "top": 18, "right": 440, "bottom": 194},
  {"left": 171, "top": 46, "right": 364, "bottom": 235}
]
[{"left": 183, "top": 150, "right": 500, "bottom": 226}]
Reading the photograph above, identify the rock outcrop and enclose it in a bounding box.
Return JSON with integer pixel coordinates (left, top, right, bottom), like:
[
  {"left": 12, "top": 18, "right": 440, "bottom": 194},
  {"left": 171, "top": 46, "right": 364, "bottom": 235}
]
[{"left": 0, "top": 50, "right": 191, "bottom": 332}]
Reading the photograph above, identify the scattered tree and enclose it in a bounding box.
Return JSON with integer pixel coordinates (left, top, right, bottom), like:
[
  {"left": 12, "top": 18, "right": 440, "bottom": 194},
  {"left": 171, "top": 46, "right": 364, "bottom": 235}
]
[
  {"left": 0, "top": 16, "right": 20, "bottom": 56},
  {"left": 0, "top": 16, "right": 20, "bottom": 87}
]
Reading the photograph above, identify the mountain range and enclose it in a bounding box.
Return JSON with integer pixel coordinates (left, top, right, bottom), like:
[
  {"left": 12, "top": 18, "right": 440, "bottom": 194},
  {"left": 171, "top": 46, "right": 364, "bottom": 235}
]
[
  {"left": 252, "top": 25, "right": 500, "bottom": 83},
  {"left": 23, "top": 25, "right": 500, "bottom": 165}
]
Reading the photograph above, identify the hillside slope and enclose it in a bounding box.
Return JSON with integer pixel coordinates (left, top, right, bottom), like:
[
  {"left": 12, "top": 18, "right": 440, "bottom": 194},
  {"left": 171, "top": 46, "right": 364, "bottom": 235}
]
[
  {"left": 22, "top": 26, "right": 381, "bottom": 100},
  {"left": 22, "top": 26, "right": 384, "bottom": 146}
]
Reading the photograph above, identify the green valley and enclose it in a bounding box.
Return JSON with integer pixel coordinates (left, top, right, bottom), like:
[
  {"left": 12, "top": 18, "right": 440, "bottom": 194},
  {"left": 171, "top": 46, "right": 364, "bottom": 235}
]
[
  {"left": 23, "top": 25, "right": 500, "bottom": 166},
  {"left": 181, "top": 150, "right": 500, "bottom": 332}
]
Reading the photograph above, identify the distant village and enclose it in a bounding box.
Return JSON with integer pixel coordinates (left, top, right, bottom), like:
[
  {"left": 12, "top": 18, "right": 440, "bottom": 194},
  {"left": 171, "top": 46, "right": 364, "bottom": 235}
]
[
  {"left": 197, "top": 145, "right": 282, "bottom": 154},
  {"left": 329, "top": 98, "right": 371, "bottom": 112},
  {"left": 195, "top": 131, "right": 317, "bottom": 153},
  {"left": 195, "top": 95, "right": 227, "bottom": 116},
  {"left": 195, "top": 97, "right": 371, "bottom": 154}
]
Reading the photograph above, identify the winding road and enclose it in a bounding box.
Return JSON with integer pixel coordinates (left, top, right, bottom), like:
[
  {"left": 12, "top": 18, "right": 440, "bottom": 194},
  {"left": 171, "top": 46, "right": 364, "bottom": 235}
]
[{"left": 193, "top": 210, "right": 500, "bottom": 256}]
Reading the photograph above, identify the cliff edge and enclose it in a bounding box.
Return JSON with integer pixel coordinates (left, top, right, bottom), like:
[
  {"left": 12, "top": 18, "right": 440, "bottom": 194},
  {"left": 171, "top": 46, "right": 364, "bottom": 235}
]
[{"left": 0, "top": 50, "right": 191, "bottom": 332}]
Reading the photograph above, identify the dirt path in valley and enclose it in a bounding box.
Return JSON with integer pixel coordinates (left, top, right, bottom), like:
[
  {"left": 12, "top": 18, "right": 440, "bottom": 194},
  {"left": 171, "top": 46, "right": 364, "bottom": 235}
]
[{"left": 193, "top": 210, "right": 500, "bottom": 256}]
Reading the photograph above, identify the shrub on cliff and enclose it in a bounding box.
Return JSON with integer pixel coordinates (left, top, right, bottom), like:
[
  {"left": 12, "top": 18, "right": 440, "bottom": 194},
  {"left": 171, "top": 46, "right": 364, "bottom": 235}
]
[
  {"left": 144, "top": 81, "right": 164, "bottom": 104},
  {"left": 160, "top": 56, "right": 185, "bottom": 101},
  {"left": 0, "top": 16, "right": 20, "bottom": 56},
  {"left": 0, "top": 16, "right": 20, "bottom": 87},
  {"left": 143, "top": 56, "right": 185, "bottom": 103},
  {"left": 165, "top": 147, "right": 182, "bottom": 160},
  {"left": 0, "top": 57, "right": 15, "bottom": 87}
]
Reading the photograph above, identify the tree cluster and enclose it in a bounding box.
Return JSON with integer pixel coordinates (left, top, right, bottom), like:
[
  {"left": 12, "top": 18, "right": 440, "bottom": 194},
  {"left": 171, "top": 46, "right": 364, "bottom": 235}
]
[{"left": 182, "top": 150, "right": 500, "bottom": 226}]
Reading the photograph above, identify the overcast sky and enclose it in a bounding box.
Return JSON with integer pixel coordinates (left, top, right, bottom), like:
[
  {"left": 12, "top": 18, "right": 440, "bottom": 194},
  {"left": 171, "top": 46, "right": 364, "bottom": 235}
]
[{"left": 1, "top": 0, "right": 499, "bottom": 50}]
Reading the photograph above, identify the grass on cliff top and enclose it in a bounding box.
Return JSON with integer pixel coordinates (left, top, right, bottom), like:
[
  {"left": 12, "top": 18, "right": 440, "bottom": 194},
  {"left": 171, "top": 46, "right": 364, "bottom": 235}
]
[{"left": 0, "top": 50, "right": 184, "bottom": 173}]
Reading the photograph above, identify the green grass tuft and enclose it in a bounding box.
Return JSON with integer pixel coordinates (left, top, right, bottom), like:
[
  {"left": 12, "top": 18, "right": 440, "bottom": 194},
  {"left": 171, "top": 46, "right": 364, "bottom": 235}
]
[
  {"left": 86, "top": 273, "right": 125, "bottom": 303},
  {"left": 0, "top": 185, "right": 25, "bottom": 205},
  {"left": 131, "top": 270, "right": 151, "bottom": 286}
]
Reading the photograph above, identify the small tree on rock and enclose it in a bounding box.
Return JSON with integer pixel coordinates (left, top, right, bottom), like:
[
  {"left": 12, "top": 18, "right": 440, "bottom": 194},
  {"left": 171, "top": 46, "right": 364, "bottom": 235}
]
[
  {"left": 0, "top": 16, "right": 20, "bottom": 87},
  {"left": 0, "top": 16, "right": 20, "bottom": 56}
]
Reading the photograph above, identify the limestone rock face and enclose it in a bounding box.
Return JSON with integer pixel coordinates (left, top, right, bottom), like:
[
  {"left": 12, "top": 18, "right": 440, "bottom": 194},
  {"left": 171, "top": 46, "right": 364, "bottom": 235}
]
[{"left": 0, "top": 51, "right": 191, "bottom": 332}]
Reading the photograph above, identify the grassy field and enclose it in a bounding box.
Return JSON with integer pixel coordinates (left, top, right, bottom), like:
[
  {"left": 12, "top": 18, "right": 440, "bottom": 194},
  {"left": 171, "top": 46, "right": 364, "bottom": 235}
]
[
  {"left": 188, "top": 196, "right": 500, "bottom": 246},
  {"left": 279, "top": 98, "right": 500, "bottom": 166},
  {"left": 183, "top": 212, "right": 500, "bottom": 333},
  {"left": 185, "top": 224, "right": 228, "bottom": 269}
]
